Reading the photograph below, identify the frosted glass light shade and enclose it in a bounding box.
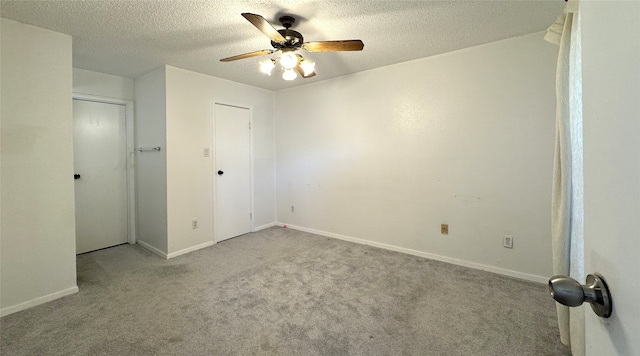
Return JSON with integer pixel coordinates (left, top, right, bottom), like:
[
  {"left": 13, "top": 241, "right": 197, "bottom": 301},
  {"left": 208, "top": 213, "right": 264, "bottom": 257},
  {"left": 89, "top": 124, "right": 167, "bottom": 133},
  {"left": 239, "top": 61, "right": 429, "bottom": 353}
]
[
  {"left": 299, "top": 59, "right": 315, "bottom": 76},
  {"left": 282, "top": 68, "right": 298, "bottom": 81},
  {"left": 259, "top": 59, "right": 275, "bottom": 75},
  {"left": 279, "top": 52, "right": 298, "bottom": 70}
]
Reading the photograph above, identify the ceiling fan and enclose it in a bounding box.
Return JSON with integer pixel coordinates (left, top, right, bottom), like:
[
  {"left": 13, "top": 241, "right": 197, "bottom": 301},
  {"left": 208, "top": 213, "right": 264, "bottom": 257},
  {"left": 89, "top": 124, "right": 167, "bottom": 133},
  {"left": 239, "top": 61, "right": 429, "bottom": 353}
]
[{"left": 220, "top": 13, "right": 364, "bottom": 80}]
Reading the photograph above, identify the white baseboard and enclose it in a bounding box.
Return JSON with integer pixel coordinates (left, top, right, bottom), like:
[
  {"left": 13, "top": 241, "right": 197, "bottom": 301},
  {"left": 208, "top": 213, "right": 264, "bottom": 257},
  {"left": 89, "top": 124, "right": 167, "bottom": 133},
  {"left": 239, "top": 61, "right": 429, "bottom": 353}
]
[
  {"left": 137, "top": 240, "right": 168, "bottom": 259},
  {"left": 167, "top": 241, "right": 214, "bottom": 259},
  {"left": 0, "top": 286, "right": 79, "bottom": 317},
  {"left": 276, "top": 222, "right": 547, "bottom": 284},
  {"left": 253, "top": 222, "right": 276, "bottom": 232}
]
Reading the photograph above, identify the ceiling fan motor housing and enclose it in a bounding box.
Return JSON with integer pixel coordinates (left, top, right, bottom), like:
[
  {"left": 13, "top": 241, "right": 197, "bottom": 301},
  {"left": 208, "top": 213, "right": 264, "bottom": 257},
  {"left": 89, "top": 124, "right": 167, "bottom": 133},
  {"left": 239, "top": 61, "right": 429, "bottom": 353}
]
[
  {"left": 271, "top": 29, "right": 304, "bottom": 50},
  {"left": 270, "top": 15, "right": 303, "bottom": 50}
]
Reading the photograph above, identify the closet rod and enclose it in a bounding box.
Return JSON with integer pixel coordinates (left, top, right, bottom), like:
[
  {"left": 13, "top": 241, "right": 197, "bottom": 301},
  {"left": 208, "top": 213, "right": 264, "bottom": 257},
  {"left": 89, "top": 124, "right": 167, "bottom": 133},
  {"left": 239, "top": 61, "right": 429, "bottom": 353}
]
[{"left": 136, "top": 146, "right": 161, "bottom": 152}]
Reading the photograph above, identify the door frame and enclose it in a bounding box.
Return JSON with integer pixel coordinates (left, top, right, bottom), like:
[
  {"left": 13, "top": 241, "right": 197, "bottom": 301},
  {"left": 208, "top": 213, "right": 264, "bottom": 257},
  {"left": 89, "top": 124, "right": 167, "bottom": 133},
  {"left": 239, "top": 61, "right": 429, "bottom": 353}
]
[
  {"left": 72, "top": 93, "right": 137, "bottom": 245},
  {"left": 211, "top": 101, "right": 255, "bottom": 243}
]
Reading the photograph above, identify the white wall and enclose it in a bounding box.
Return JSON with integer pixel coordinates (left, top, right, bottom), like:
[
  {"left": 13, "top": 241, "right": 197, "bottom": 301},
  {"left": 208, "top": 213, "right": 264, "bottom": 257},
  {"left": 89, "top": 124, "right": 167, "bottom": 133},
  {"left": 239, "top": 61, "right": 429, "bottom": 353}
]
[
  {"left": 165, "top": 66, "right": 275, "bottom": 255},
  {"left": 1, "top": 19, "right": 77, "bottom": 316},
  {"left": 73, "top": 68, "right": 134, "bottom": 100},
  {"left": 275, "top": 32, "right": 558, "bottom": 281},
  {"left": 133, "top": 65, "right": 276, "bottom": 257},
  {"left": 581, "top": 1, "right": 640, "bottom": 354},
  {"left": 134, "top": 67, "right": 168, "bottom": 254}
]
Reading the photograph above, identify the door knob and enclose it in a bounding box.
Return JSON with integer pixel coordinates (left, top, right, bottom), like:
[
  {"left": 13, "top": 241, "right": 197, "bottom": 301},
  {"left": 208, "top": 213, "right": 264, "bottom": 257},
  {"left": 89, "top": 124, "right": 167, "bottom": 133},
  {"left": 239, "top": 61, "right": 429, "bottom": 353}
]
[
  {"left": 217, "top": 170, "right": 224, "bottom": 175},
  {"left": 548, "top": 273, "right": 612, "bottom": 318},
  {"left": 74, "top": 174, "right": 81, "bottom": 180}
]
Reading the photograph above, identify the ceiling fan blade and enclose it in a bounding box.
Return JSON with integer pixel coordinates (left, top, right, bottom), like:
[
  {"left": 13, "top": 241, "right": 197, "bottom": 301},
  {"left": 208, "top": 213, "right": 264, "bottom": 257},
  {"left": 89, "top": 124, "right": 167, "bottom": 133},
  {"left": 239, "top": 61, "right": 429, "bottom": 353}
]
[
  {"left": 296, "top": 64, "right": 316, "bottom": 78},
  {"left": 302, "top": 40, "right": 364, "bottom": 52},
  {"left": 220, "top": 49, "right": 274, "bottom": 62},
  {"left": 241, "top": 13, "right": 286, "bottom": 43}
]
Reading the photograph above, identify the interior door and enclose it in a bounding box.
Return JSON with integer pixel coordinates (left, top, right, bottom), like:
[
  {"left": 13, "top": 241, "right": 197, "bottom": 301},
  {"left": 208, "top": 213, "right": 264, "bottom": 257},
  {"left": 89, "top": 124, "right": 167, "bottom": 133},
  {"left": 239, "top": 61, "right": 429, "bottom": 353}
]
[
  {"left": 214, "top": 103, "right": 252, "bottom": 242},
  {"left": 581, "top": 2, "right": 639, "bottom": 354},
  {"left": 73, "top": 99, "right": 128, "bottom": 254}
]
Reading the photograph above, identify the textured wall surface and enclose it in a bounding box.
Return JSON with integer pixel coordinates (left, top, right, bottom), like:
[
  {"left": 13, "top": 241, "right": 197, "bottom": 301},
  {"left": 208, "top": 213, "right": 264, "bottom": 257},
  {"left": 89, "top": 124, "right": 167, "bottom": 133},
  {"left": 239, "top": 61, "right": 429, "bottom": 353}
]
[
  {"left": 134, "top": 67, "right": 169, "bottom": 254},
  {"left": 1, "top": 19, "right": 77, "bottom": 315},
  {"left": 165, "top": 66, "right": 275, "bottom": 253},
  {"left": 73, "top": 68, "right": 134, "bottom": 100},
  {"left": 133, "top": 65, "right": 275, "bottom": 257},
  {"left": 276, "top": 33, "right": 558, "bottom": 281}
]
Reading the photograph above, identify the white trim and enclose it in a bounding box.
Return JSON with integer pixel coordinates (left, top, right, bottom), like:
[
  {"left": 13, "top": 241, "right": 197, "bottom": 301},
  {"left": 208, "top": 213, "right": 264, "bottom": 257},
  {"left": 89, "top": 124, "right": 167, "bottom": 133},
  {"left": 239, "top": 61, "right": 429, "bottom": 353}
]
[
  {"left": 212, "top": 101, "right": 255, "bottom": 243},
  {"left": 273, "top": 94, "right": 278, "bottom": 225},
  {"left": 72, "top": 94, "right": 137, "bottom": 246},
  {"left": 249, "top": 108, "right": 255, "bottom": 233},
  {"left": 253, "top": 222, "right": 276, "bottom": 232},
  {"left": 166, "top": 241, "right": 215, "bottom": 259},
  {"left": 276, "top": 223, "right": 548, "bottom": 284},
  {"left": 0, "top": 286, "right": 79, "bottom": 317},
  {"left": 137, "top": 240, "right": 168, "bottom": 259}
]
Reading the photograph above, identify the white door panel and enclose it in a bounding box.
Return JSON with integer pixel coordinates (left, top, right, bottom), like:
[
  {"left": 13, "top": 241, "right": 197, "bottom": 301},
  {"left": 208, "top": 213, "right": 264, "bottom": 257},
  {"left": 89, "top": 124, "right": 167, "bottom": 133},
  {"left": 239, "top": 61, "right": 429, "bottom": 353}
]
[
  {"left": 214, "top": 104, "right": 252, "bottom": 242},
  {"left": 73, "top": 99, "right": 128, "bottom": 254},
  {"left": 581, "top": 2, "right": 640, "bottom": 354}
]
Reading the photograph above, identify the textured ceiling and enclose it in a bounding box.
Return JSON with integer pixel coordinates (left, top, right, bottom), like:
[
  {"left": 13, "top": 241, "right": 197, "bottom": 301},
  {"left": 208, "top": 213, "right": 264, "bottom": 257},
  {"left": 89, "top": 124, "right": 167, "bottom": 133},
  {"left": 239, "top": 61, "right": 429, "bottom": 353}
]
[{"left": 0, "top": 0, "right": 563, "bottom": 91}]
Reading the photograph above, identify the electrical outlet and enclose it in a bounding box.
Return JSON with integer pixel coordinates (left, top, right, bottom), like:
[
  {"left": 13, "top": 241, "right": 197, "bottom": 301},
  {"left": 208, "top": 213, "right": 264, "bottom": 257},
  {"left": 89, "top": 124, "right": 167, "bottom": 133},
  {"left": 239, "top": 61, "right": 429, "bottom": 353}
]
[
  {"left": 503, "top": 235, "right": 514, "bottom": 249},
  {"left": 192, "top": 219, "right": 198, "bottom": 229},
  {"left": 203, "top": 148, "right": 210, "bottom": 157},
  {"left": 441, "top": 224, "right": 449, "bottom": 235},
  {"left": 291, "top": 205, "right": 295, "bottom": 213}
]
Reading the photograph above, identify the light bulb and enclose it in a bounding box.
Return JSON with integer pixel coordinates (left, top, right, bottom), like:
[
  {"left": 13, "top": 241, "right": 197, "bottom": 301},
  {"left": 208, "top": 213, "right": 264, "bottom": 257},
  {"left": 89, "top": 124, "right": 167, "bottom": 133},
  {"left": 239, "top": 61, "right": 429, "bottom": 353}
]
[
  {"left": 282, "top": 68, "right": 298, "bottom": 81},
  {"left": 279, "top": 52, "right": 298, "bottom": 70},
  {"left": 299, "top": 59, "right": 315, "bottom": 76},
  {"left": 259, "top": 59, "right": 275, "bottom": 75}
]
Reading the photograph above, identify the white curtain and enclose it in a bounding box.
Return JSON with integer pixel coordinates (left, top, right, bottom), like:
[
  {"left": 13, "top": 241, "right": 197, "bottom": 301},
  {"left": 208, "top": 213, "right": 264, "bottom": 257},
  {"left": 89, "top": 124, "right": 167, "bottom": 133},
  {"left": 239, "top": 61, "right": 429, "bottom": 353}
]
[{"left": 545, "top": 1, "right": 585, "bottom": 355}]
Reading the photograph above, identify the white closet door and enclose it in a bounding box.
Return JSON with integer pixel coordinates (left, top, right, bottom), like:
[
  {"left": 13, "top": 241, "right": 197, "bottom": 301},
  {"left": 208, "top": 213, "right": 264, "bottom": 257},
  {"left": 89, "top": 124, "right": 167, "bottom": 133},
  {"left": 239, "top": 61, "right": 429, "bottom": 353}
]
[
  {"left": 73, "top": 99, "right": 128, "bottom": 254},
  {"left": 214, "top": 103, "right": 252, "bottom": 242}
]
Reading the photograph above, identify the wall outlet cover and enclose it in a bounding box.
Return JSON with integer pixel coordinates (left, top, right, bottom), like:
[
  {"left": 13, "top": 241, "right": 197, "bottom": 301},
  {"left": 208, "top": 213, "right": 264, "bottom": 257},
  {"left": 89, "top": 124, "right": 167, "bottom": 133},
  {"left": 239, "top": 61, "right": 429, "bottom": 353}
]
[{"left": 503, "top": 235, "right": 514, "bottom": 249}]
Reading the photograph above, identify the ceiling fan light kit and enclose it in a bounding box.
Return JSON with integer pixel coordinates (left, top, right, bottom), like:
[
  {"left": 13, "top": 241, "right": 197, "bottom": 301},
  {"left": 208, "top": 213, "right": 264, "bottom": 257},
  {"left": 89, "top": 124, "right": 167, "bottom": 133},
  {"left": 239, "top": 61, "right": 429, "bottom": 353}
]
[
  {"left": 279, "top": 51, "right": 298, "bottom": 70},
  {"left": 221, "top": 13, "right": 364, "bottom": 81},
  {"left": 259, "top": 59, "right": 276, "bottom": 76},
  {"left": 282, "top": 68, "right": 298, "bottom": 81},
  {"left": 298, "top": 56, "right": 315, "bottom": 77}
]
